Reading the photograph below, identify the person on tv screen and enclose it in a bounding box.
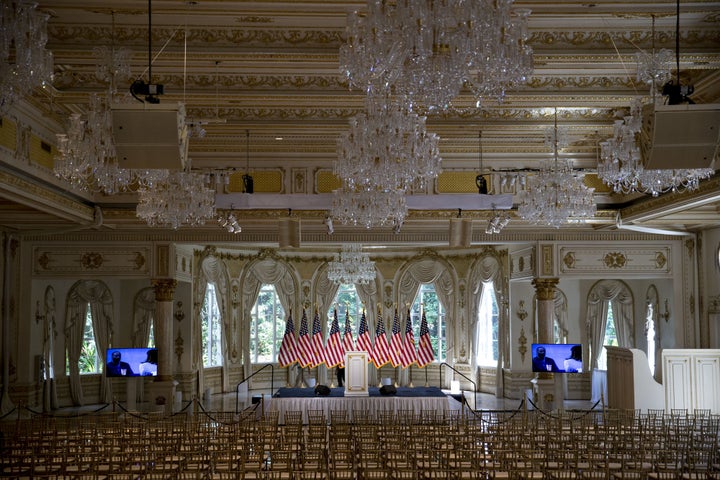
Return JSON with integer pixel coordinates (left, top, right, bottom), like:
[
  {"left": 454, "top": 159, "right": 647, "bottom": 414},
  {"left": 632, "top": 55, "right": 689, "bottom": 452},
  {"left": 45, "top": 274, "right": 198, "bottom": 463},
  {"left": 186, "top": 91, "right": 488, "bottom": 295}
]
[
  {"left": 564, "top": 345, "right": 583, "bottom": 373},
  {"left": 532, "top": 346, "right": 561, "bottom": 372},
  {"left": 107, "top": 350, "right": 133, "bottom": 376},
  {"left": 139, "top": 349, "right": 158, "bottom": 376}
]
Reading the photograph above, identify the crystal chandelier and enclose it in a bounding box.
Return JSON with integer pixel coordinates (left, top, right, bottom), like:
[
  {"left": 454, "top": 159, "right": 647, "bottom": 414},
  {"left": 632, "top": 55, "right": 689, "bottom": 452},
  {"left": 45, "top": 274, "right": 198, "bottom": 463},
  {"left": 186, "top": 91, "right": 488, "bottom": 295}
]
[
  {"left": 54, "top": 28, "right": 134, "bottom": 194},
  {"left": 331, "top": 185, "right": 408, "bottom": 230},
  {"left": 0, "top": 0, "right": 54, "bottom": 115},
  {"left": 327, "top": 244, "right": 376, "bottom": 285},
  {"left": 518, "top": 110, "right": 596, "bottom": 228},
  {"left": 54, "top": 92, "right": 134, "bottom": 194},
  {"left": 635, "top": 15, "right": 673, "bottom": 101},
  {"left": 598, "top": 100, "right": 714, "bottom": 196},
  {"left": 339, "top": 0, "right": 533, "bottom": 111},
  {"left": 335, "top": 93, "right": 441, "bottom": 193},
  {"left": 136, "top": 170, "right": 216, "bottom": 229}
]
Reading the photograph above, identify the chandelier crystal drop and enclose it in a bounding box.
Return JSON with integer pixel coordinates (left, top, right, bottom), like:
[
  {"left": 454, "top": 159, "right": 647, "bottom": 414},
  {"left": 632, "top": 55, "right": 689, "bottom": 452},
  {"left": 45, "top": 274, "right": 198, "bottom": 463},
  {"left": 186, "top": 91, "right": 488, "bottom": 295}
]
[
  {"left": 339, "top": 0, "right": 533, "bottom": 111},
  {"left": 518, "top": 109, "right": 596, "bottom": 228},
  {"left": 54, "top": 93, "right": 130, "bottom": 194},
  {"left": 327, "top": 244, "right": 376, "bottom": 285},
  {"left": 598, "top": 100, "right": 714, "bottom": 197},
  {"left": 331, "top": 185, "right": 408, "bottom": 230},
  {"left": 335, "top": 95, "right": 441, "bottom": 193},
  {"left": 136, "top": 171, "right": 216, "bottom": 229},
  {"left": 635, "top": 15, "right": 674, "bottom": 100},
  {"left": 518, "top": 160, "right": 597, "bottom": 228},
  {"left": 0, "top": 0, "right": 54, "bottom": 115}
]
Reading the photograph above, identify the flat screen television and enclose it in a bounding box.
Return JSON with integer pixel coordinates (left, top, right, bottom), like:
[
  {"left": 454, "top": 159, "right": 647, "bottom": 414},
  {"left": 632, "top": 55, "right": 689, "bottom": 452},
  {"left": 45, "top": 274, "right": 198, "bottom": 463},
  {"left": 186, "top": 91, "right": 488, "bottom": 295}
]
[
  {"left": 531, "top": 343, "right": 583, "bottom": 373},
  {"left": 106, "top": 348, "right": 158, "bottom": 377}
]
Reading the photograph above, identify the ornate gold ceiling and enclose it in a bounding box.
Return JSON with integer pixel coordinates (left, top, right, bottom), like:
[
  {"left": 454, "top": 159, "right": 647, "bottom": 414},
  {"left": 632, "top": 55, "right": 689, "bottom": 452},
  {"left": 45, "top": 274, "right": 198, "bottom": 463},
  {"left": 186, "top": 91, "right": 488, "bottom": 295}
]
[{"left": 1, "top": 0, "right": 719, "bottom": 242}]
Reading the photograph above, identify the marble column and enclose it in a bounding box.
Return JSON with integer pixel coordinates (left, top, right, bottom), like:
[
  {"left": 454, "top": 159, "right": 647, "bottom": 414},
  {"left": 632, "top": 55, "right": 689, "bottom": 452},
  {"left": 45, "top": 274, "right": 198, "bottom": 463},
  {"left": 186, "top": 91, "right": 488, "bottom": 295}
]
[
  {"left": 150, "top": 278, "right": 177, "bottom": 414},
  {"left": 531, "top": 277, "right": 561, "bottom": 411}
]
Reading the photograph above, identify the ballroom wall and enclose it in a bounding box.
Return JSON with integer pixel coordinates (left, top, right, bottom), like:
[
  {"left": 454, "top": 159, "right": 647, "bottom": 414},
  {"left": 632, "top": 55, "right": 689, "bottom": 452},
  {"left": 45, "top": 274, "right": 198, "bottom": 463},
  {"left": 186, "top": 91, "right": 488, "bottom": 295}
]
[{"left": 0, "top": 232, "right": 706, "bottom": 408}]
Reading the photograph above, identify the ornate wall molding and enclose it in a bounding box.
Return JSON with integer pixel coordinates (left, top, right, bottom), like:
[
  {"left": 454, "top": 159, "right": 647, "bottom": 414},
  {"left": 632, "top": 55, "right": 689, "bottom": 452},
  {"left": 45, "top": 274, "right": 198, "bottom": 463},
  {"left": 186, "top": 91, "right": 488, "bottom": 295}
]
[
  {"left": 510, "top": 247, "right": 535, "bottom": 279},
  {"left": 558, "top": 244, "right": 673, "bottom": 276},
  {"left": 32, "top": 245, "right": 150, "bottom": 277}
]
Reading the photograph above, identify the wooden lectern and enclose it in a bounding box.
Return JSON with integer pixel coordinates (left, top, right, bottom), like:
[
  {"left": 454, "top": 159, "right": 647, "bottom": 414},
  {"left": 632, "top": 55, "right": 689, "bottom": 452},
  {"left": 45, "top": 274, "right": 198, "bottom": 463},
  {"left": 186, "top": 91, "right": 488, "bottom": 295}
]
[{"left": 344, "top": 351, "right": 369, "bottom": 397}]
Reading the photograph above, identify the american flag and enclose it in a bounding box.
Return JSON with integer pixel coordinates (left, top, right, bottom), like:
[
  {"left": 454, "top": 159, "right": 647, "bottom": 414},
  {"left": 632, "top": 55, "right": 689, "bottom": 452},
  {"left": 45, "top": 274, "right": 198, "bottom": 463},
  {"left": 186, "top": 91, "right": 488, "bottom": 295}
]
[
  {"left": 356, "top": 309, "right": 373, "bottom": 363},
  {"left": 388, "top": 307, "right": 403, "bottom": 367},
  {"left": 371, "top": 307, "right": 391, "bottom": 368},
  {"left": 416, "top": 307, "right": 435, "bottom": 367},
  {"left": 325, "top": 307, "right": 345, "bottom": 368},
  {"left": 310, "top": 308, "right": 325, "bottom": 367},
  {"left": 341, "top": 308, "right": 355, "bottom": 365},
  {"left": 297, "top": 308, "right": 313, "bottom": 367},
  {"left": 400, "top": 308, "right": 416, "bottom": 368},
  {"left": 278, "top": 309, "right": 299, "bottom": 367}
]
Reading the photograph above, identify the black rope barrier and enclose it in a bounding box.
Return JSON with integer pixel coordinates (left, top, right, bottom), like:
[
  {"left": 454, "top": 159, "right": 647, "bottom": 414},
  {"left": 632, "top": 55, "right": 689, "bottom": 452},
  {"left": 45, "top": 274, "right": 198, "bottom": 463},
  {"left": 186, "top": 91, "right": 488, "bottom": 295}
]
[
  {"left": 195, "top": 397, "right": 259, "bottom": 425},
  {"left": 465, "top": 397, "right": 526, "bottom": 425},
  {"left": 523, "top": 395, "right": 603, "bottom": 421},
  {"left": 17, "top": 402, "right": 111, "bottom": 419}
]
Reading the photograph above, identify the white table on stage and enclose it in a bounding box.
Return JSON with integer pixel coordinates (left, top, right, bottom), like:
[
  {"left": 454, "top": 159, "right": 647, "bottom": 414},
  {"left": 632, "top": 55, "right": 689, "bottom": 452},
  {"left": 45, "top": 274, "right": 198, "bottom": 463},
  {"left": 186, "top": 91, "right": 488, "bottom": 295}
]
[{"left": 268, "top": 394, "right": 452, "bottom": 424}]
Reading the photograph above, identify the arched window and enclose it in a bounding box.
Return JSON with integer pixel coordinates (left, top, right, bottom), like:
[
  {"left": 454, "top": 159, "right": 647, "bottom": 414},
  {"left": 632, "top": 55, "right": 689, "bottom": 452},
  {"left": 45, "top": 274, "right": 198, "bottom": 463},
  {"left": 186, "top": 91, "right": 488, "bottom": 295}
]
[
  {"left": 326, "top": 284, "right": 362, "bottom": 333},
  {"left": 411, "top": 283, "right": 446, "bottom": 362},
  {"left": 250, "top": 284, "right": 286, "bottom": 363},
  {"left": 597, "top": 303, "right": 618, "bottom": 370},
  {"left": 475, "top": 281, "right": 499, "bottom": 366},
  {"left": 645, "top": 285, "right": 660, "bottom": 380},
  {"left": 68, "top": 304, "right": 101, "bottom": 375},
  {"left": 202, "top": 283, "right": 223, "bottom": 367},
  {"left": 585, "top": 280, "right": 633, "bottom": 371}
]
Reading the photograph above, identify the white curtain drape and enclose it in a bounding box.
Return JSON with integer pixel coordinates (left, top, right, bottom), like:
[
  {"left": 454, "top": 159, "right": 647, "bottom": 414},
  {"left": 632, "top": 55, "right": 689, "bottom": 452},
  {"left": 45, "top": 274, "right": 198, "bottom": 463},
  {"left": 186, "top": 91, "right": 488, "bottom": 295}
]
[
  {"left": 130, "top": 286, "right": 155, "bottom": 403},
  {"left": 314, "top": 265, "right": 340, "bottom": 386},
  {"left": 645, "top": 285, "right": 661, "bottom": 382},
  {"left": 201, "top": 255, "right": 233, "bottom": 390},
  {"left": 192, "top": 266, "right": 209, "bottom": 398},
  {"left": 554, "top": 290, "right": 568, "bottom": 342},
  {"left": 241, "top": 258, "right": 298, "bottom": 387},
  {"left": 355, "top": 279, "right": 380, "bottom": 386},
  {"left": 64, "top": 280, "right": 114, "bottom": 406},
  {"left": 468, "top": 253, "right": 506, "bottom": 397},
  {"left": 42, "top": 286, "right": 58, "bottom": 410},
  {"left": 131, "top": 287, "right": 155, "bottom": 348},
  {"left": 585, "top": 279, "right": 635, "bottom": 370},
  {"left": 396, "top": 257, "right": 455, "bottom": 388}
]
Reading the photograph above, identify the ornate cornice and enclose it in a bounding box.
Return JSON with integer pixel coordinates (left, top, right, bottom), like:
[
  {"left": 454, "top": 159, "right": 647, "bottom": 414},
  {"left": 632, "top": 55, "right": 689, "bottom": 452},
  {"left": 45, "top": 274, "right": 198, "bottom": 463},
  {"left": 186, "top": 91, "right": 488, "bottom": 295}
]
[
  {"left": 620, "top": 175, "right": 720, "bottom": 222},
  {"left": 0, "top": 170, "right": 95, "bottom": 223}
]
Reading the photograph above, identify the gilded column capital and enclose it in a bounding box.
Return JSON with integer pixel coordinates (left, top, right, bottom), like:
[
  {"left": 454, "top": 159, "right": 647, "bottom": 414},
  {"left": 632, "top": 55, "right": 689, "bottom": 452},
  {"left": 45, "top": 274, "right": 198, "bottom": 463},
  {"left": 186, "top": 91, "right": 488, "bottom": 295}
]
[
  {"left": 532, "top": 277, "right": 559, "bottom": 301},
  {"left": 152, "top": 278, "right": 177, "bottom": 302}
]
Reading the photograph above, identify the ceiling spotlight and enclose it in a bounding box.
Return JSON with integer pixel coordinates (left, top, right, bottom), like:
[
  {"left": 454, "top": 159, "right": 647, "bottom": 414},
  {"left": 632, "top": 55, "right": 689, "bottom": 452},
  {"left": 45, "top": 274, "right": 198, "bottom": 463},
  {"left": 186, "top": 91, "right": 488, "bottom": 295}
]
[
  {"left": 485, "top": 206, "right": 510, "bottom": 234},
  {"left": 323, "top": 215, "right": 334, "bottom": 235},
  {"left": 218, "top": 205, "right": 241, "bottom": 234}
]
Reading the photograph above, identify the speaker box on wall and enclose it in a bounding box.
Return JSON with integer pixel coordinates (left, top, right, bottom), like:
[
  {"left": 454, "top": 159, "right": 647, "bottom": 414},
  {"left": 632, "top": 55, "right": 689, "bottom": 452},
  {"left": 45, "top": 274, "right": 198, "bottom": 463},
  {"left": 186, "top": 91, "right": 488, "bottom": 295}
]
[{"left": 640, "top": 103, "right": 720, "bottom": 170}]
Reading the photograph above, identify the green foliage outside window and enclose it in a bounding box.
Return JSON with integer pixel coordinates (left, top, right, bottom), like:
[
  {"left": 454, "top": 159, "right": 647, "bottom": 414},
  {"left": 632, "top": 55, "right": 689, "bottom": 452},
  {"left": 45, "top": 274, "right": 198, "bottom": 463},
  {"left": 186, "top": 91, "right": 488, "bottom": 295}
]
[
  {"left": 411, "top": 284, "right": 446, "bottom": 362},
  {"left": 326, "top": 284, "right": 362, "bottom": 333},
  {"left": 202, "top": 284, "right": 223, "bottom": 367},
  {"left": 251, "top": 285, "right": 285, "bottom": 363}
]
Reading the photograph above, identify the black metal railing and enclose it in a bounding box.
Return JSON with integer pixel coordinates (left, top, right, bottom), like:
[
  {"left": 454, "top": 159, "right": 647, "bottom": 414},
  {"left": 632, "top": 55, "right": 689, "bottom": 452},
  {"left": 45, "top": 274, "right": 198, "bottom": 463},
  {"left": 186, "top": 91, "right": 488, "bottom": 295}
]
[
  {"left": 438, "top": 362, "right": 477, "bottom": 408},
  {"left": 235, "top": 363, "right": 274, "bottom": 413}
]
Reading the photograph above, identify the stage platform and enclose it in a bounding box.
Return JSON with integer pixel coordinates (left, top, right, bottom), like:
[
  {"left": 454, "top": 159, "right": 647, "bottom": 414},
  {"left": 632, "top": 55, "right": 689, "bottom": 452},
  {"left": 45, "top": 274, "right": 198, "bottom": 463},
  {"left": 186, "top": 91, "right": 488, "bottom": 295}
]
[{"left": 268, "top": 386, "right": 454, "bottom": 423}]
